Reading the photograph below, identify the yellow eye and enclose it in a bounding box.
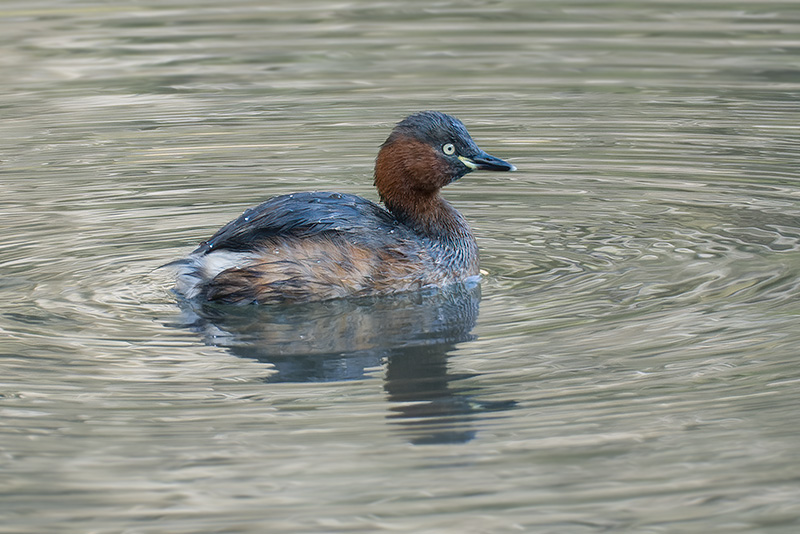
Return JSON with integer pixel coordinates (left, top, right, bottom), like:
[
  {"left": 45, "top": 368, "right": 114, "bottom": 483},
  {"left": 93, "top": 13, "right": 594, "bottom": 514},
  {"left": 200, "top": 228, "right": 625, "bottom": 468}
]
[{"left": 442, "top": 143, "right": 456, "bottom": 155}]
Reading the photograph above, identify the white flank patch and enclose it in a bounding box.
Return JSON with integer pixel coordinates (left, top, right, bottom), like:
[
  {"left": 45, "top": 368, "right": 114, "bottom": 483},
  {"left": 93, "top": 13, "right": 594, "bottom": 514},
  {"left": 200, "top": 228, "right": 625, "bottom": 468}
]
[{"left": 174, "top": 250, "right": 257, "bottom": 299}]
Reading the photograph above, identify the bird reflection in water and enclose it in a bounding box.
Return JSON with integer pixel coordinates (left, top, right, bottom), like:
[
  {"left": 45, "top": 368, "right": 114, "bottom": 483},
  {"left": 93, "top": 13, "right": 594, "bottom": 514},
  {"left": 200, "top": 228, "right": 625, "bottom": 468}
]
[{"left": 173, "top": 282, "right": 515, "bottom": 444}]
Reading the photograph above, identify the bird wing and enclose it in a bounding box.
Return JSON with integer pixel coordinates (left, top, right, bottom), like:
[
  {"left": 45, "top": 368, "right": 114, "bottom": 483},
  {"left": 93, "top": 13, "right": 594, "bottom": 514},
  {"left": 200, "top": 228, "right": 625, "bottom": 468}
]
[{"left": 194, "top": 192, "right": 401, "bottom": 254}]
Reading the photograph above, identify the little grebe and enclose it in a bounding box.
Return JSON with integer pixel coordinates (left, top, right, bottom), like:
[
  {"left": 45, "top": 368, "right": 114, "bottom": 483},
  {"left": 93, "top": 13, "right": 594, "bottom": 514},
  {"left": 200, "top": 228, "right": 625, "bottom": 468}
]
[{"left": 174, "top": 111, "right": 515, "bottom": 304}]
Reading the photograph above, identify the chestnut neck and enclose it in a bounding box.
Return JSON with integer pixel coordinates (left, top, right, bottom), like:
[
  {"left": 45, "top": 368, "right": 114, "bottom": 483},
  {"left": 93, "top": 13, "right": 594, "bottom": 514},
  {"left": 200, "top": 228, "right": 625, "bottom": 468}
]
[{"left": 374, "top": 139, "right": 473, "bottom": 243}]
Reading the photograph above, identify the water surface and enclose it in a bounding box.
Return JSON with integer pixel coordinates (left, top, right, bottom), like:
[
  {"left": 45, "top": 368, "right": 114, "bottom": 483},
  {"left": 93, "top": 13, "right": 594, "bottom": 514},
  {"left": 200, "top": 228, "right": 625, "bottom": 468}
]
[{"left": 2, "top": 1, "right": 800, "bottom": 532}]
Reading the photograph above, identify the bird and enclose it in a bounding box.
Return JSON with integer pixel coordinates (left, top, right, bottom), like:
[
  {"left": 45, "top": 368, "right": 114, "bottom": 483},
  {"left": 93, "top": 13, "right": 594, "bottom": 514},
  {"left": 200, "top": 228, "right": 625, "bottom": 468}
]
[{"left": 172, "top": 111, "right": 515, "bottom": 304}]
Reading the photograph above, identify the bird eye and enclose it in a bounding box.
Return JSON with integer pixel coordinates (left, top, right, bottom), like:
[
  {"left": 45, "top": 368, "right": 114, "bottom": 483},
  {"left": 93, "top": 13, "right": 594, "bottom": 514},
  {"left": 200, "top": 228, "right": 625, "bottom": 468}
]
[{"left": 442, "top": 143, "right": 456, "bottom": 155}]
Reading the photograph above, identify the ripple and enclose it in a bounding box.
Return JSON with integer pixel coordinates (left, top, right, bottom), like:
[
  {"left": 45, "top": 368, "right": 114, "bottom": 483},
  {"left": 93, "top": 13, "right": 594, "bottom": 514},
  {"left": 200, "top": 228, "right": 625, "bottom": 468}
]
[{"left": 2, "top": 1, "right": 800, "bottom": 533}]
